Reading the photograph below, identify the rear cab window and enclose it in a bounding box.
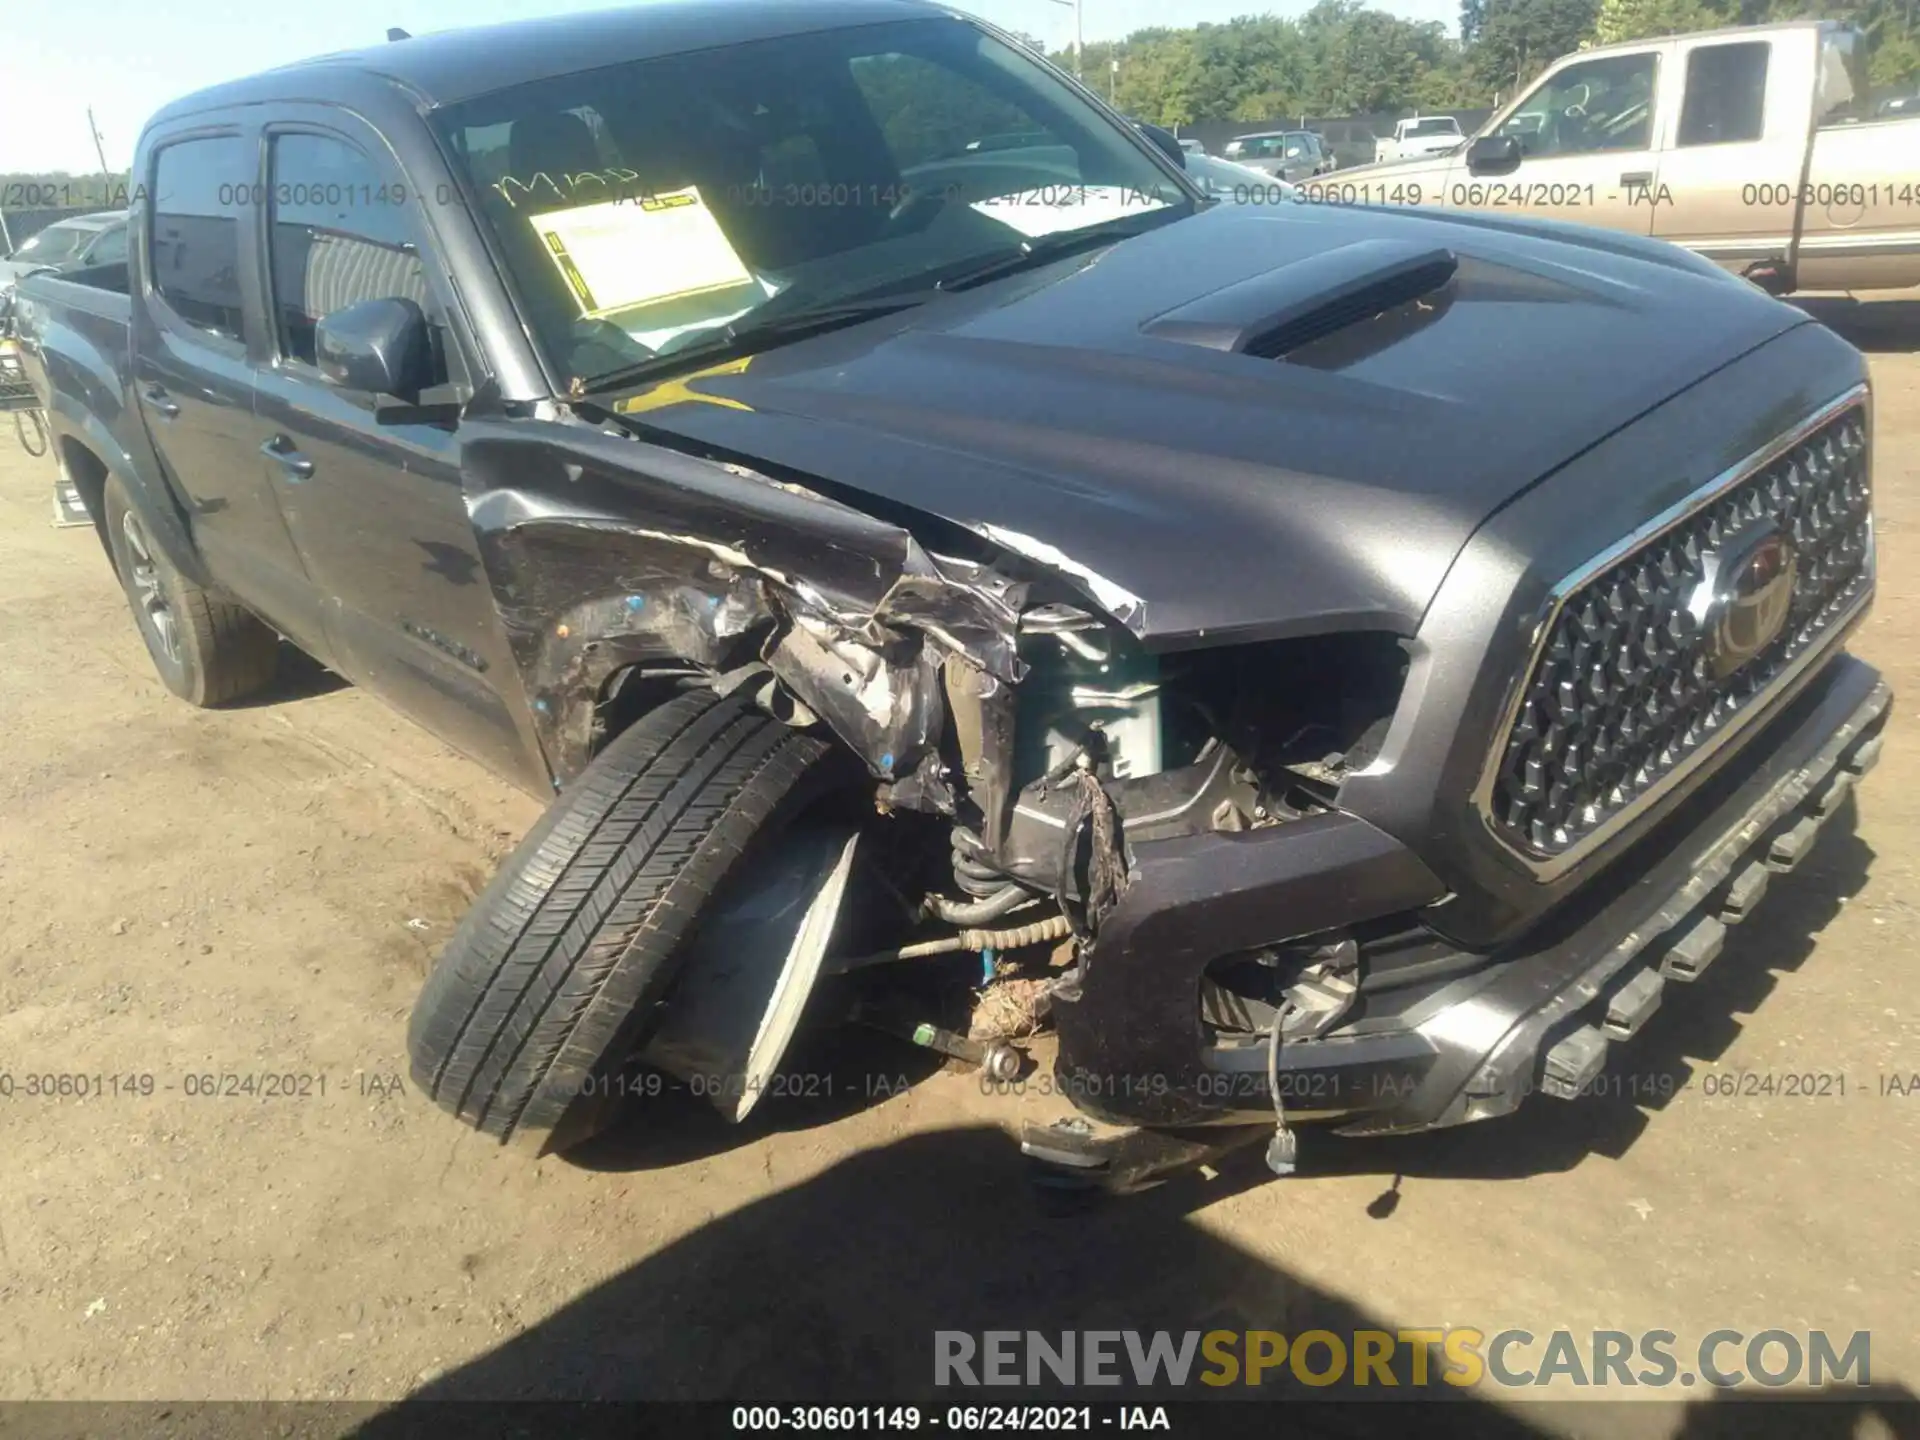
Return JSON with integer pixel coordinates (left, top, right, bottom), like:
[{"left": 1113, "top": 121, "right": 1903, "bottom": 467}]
[
  {"left": 1814, "top": 28, "right": 1875, "bottom": 127},
  {"left": 846, "top": 53, "right": 1037, "bottom": 170}
]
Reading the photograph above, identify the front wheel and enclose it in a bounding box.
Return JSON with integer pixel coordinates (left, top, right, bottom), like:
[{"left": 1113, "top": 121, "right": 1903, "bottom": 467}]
[{"left": 407, "top": 686, "right": 851, "bottom": 1153}]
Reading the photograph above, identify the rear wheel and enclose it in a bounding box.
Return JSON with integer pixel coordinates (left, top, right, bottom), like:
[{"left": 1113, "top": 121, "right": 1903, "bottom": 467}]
[
  {"left": 103, "top": 477, "right": 278, "bottom": 706},
  {"left": 407, "top": 686, "right": 848, "bottom": 1153}
]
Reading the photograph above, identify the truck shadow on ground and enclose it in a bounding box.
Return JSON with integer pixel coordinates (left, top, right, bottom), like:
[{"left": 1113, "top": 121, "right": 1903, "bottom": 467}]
[
  {"left": 1791, "top": 296, "right": 1920, "bottom": 353},
  {"left": 224, "top": 639, "right": 350, "bottom": 707},
  {"left": 354, "top": 1125, "right": 1521, "bottom": 1424},
  {"left": 350, "top": 1124, "right": 1920, "bottom": 1435},
  {"left": 1675, "top": 1386, "right": 1920, "bottom": 1440},
  {"left": 563, "top": 1021, "right": 952, "bottom": 1174}
]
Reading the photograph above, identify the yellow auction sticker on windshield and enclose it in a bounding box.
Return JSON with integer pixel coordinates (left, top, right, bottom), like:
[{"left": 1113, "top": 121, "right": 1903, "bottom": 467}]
[
  {"left": 530, "top": 187, "right": 753, "bottom": 319},
  {"left": 972, "top": 184, "right": 1169, "bottom": 239}
]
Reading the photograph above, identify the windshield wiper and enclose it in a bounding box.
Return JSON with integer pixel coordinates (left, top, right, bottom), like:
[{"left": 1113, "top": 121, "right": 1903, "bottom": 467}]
[
  {"left": 576, "top": 297, "right": 926, "bottom": 397},
  {"left": 932, "top": 212, "right": 1174, "bottom": 293}
]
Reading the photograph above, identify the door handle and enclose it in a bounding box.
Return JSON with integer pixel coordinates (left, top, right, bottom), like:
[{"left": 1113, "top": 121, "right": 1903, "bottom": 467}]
[
  {"left": 260, "top": 436, "right": 315, "bottom": 481},
  {"left": 1620, "top": 171, "right": 1654, "bottom": 189},
  {"left": 141, "top": 386, "right": 180, "bottom": 419}
]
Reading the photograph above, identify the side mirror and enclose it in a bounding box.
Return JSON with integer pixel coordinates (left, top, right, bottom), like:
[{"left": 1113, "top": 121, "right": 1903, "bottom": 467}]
[
  {"left": 1136, "top": 122, "right": 1188, "bottom": 169},
  {"left": 315, "top": 297, "right": 431, "bottom": 397},
  {"left": 1466, "top": 134, "right": 1523, "bottom": 177}
]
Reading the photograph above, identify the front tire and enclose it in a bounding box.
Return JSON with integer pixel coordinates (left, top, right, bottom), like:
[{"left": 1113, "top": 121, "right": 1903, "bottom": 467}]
[
  {"left": 103, "top": 476, "right": 278, "bottom": 706},
  {"left": 407, "top": 686, "right": 846, "bottom": 1153}
]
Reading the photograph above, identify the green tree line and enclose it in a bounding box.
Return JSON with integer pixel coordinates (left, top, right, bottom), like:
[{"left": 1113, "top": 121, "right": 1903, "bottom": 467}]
[
  {"left": 1051, "top": 0, "right": 1918, "bottom": 126},
  {"left": 5, "top": 0, "right": 1915, "bottom": 210}
]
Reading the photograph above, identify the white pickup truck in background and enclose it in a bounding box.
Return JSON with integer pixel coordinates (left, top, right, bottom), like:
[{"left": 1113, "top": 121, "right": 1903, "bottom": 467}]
[
  {"left": 1373, "top": 115, "right": 1464, "bottom": 163},
  {"left": 1334, "top": 20, "right": 1920, "bottom": 296}
]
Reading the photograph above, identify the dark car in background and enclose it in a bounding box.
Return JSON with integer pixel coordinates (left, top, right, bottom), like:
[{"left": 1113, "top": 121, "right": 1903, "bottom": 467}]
[
  {"left": 1184, "top": 151, "right": 1288, "bottom": 200},
  {"left": 1, "top": 211, "right": 129, "bottom": 294},
  {"left": 1221, "top": 130, "right": 1330, "bottom": 179}
]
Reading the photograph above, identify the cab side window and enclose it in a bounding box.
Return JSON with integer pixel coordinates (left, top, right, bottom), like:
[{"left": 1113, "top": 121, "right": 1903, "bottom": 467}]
[
  {"left": 87, "top": 224, "right": 129, "bottom": 267},
  {"left": 266, "top": 132, "right": 441, "bottom": 381},
  {"left": 1678, "top": 42, "right": 1769, "bottom": 147},
  {"left": 150, "top": 136, "right": 247, "bottom": 343},
  {"left": 1500, "top": 53, "right": 1659, "bottom": 157}
]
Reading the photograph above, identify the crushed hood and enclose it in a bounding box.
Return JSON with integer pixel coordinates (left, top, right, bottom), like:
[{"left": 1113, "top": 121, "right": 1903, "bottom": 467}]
[{"left": 606, "top": 200, "right": 1807, "bottom": 649}]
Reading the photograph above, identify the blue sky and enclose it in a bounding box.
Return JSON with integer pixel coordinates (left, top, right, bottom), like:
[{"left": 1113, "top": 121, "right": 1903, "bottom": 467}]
[{"left": 2, "top": 0, "right": 1460, "bottom": 175}]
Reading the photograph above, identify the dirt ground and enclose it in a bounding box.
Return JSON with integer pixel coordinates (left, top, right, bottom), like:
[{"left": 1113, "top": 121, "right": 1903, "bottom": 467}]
[{"left": 1, "top": 298, "right": 1916, "bottom": 1434}]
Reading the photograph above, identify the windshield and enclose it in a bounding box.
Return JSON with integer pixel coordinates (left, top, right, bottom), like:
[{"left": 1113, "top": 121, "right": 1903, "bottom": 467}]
[
  {"left": 431, "top": 17, "right": 1195, "bottom": 392},
  {"left": 12, "top": 224, "right": 91, "bottom": 264},
  {"left": 1404, "top": 118, "right": 1459, "bottom": 138}
]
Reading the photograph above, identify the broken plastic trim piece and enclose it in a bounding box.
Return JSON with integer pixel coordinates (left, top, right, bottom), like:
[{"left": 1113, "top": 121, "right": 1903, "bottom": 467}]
[{"left": 639, "top": 825, "right": 861, "bottom": 1122}]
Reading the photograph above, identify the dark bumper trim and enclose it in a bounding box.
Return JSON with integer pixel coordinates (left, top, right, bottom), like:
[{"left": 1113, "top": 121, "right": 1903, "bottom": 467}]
[
  {"left": 1346, "top": 652, "right": 1890, "bottom": 1135},
  {"left": 1048, "top": 811, "right": 1449, "bottom": 1128},
  {"left": 1036, "top": 653, "right": 1889, "bottom": 1146}
]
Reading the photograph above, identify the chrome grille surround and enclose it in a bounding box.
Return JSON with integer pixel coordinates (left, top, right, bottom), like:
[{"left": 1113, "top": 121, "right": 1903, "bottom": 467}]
[{"left": 1478, "top": 386, "right": 1874, "bottom": 877}]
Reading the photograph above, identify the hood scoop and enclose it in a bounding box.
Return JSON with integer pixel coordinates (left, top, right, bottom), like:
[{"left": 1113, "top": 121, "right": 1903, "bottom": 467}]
[{"left": 1142, "top": 239, "right": 1458, "bottom": 359}]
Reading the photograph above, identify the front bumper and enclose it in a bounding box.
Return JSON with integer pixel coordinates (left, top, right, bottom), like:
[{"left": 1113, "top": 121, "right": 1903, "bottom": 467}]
[{"left": 1042, "top": 652, "right": 1889, "bottom": 1143}]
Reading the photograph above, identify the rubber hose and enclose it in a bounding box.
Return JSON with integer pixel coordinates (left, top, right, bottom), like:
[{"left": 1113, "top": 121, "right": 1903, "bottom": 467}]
[
  {"left": 923, "top": 884, "right": 1031, "bottom": 927},
  {"left": 889, "top": 913, "right": 1074, "bottom": 961}
]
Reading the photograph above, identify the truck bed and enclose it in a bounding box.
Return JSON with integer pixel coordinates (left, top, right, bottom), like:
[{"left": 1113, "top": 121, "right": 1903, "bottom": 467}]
[
  {"left": 1799, "top": 116, "right": 1920, "bottom": 290},
  {"left": 15, "top": 262, "right": 138, "bottom": 488},
  {"left": 20, "top": 260, "right": 131, "bottom": 314}
]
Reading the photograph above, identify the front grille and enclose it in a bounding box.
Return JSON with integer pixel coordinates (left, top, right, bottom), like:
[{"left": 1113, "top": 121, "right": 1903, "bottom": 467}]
[{"left": 1486, "top": 397, "right": 1872, "bottom": 861}]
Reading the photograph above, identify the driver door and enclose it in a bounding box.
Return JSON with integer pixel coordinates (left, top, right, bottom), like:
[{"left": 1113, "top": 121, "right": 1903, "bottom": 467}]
[
  {"left": 1458, "top": 44, "right": 1668, "bottom": 233},
  {"left": 248, "top": 116, "right": 541, "bottom": 786}
]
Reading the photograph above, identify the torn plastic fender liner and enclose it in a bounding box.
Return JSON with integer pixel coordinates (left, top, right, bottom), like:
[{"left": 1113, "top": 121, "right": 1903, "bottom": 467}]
[{"left": 460, "top": 420, "right": 1026, "bottom": 801}]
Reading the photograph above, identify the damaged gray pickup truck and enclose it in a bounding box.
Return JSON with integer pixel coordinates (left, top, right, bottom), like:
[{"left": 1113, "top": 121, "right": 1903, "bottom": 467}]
[{"left": 17, "top": 0, "right": 1889, "bottom": 1189}]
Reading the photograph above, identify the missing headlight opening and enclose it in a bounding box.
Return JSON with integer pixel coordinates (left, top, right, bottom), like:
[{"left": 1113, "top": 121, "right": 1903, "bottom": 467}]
[{"left": 994, "top": 628, "right": 1412, "bottom": 890}]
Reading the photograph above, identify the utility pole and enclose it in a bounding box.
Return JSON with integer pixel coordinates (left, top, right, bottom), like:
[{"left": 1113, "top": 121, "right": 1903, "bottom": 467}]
[
  {"left": 87, "top": 108, "right": 113, "bottom": 196},
  {"left": 1109, "top": 57, "right": 1118, "bottom": 103},
  {"left": 1042, "top": 0, "right": 1083, "bottom": 78}
]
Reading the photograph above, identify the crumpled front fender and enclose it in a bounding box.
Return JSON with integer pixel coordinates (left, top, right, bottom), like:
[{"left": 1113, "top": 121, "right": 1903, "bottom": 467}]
[{"left": 460, "top": 415, "right": 1027, "bottom": 808}]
